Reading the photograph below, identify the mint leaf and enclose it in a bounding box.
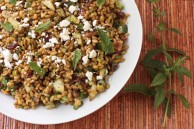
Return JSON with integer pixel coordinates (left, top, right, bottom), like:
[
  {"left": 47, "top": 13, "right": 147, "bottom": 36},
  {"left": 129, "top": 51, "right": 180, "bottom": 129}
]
[
  {"left": 167, "top": 48, "right": 186, "bottom": 55},
  {"left": 28, "top": 62, "right": 45, "bottom": 76},
  {"left": 151, "top": 73, "right": 166, "bottom": 86},
  {"left": 163, "top": 51, "right": 173, "bottom": 64},
  {"left": 35, "top": 21, "right": 51, "bottom": 32},
  {"left": 147, "top": 0, "right": 160, "bottom": 3},
  {"left": 156, "top": 22, "right": 166, "bottom": 31},
  {"left": 96, "top": 0, "right": 105, "bottom": 6},
  {"left": 143, "top": 59, "right": 166, "bottom": 68},
  {"left": 178, "top": 94, "right": 190, "bottom": 108},
  {"left": 167, "top": 28, "right": 182, "bottom": 35},
  {"left": 1, "top": 23, "right": 13, "bottom": 32},
  {"left": 174, "top": 66, "right": 192, "bottom": 80},
  {"left": 154, "top": 86, "right": 165, "bottom": 108},
  {"left": 142, "top": 47, "right": 163, "bottom": 64},
  {"left": 124, "top": 84, "right": 152, "bottom": 96},
  {"left": 72, "top": 49, "right": 82, "bottom": 70},
  {"left": 147, "top": 68, "right": 158, "bottom": 79},
  {"left": 97, "top": 28, "right": 114, "bottom": 55},
  {"left": 9, "top": 0, "right": 17, "bottom": 4}
]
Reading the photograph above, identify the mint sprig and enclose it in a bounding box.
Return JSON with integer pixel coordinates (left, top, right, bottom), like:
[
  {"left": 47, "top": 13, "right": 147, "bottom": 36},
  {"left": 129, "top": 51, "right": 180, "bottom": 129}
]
[{"left": 124, "top": 0, "right": 192, "bottom": 128}]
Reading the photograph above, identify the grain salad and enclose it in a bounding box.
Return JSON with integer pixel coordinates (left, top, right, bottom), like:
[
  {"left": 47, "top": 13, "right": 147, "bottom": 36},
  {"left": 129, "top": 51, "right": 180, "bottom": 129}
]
[{"left": 0, "top": 0, "right": 129, "bottom": 109}]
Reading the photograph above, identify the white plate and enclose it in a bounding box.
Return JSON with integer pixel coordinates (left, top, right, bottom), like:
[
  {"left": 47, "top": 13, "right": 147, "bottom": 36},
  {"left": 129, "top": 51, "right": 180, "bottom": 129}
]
[{"left": 0, "top": 0, "right": 142, "bottom": 124}]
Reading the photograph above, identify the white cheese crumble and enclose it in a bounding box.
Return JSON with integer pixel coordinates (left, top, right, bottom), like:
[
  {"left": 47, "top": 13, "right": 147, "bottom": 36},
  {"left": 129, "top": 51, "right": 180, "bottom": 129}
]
[
  {"left": 41, "top": 32, "right": 46, "bottom": 37},
  {"left": 28, "top": 30, "right": 36, "bottom": 39},
  {"left": 60, "top": 28, "right": 70, "bottom": 41},
  {"left": 49, "top": 37, "right": 58, "bottom": 44},
  {"left": 37, "top": 58, "right": 42, "bottom": 67},
  {"left": 78, "top": 15, "right": 84, "bottom": 20},
  {"left": 92, "top": 20, "right": 97, "bottom": 26},
  {"left": 13, "top": 53, "right": 19, "bottom": 61},
  {"left": 96, "top": 76, "right": 103, "bottom": 80},
  {"left": 69, "top": 5, "right": 78, "bottom": 13},
  {"left": 70, "top": 0, "right": 78, "bottom": 2},
  {"left": 15, "top": 60, "right": 22, "bottom": 66},
  {"left": 83, "top": 20, "right": 93, "bottom": 31},
  {"left": 82, "top": 54, "right": 89, "bottom": 65},
  {"left": 1, "top": 49, "right": 13, "bottom": 68},
  {"left": 0, "top": 35, "right": 3, "bottom": 40},
  {"left": 16, "top": 1, "right": 23, "bottom": 6},
  {"left": 1, "top": 6, "right": 6, "bottom": 10},
  {"left": 23, "top": 17, "right": 29, "bottom": 23},
  {"left": 43, "top": 42, "right": 54, "bottom": 48},
  {"left": 26, "top": 56, "right": 31, "bottom": 64},
  {"left": 89, "top": 50, "right": 97, "bottom": 58},
  {"left": 20, "top": 23, "right": 29, "bottom": 27},
  {"left": 0, "top": 60, "right": 3, "bottom": 63},
  {"left": 86, "top": 39, "right": 91, "bottom": 45},
  {"left": 85, "top": 71, "right": 93, "bottom": 81},
  {"left": 54, "top": 2, "right": 61, "bottom": 7},
  {"left": 59, "top": 20, "right": 70, "bottom": 28}
]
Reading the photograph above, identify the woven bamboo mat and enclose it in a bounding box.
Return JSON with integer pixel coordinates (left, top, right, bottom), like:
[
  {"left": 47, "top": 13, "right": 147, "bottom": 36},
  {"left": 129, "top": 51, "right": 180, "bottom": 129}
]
[{"left": 0, "top": 0, "right": 194, "bottom": 129}]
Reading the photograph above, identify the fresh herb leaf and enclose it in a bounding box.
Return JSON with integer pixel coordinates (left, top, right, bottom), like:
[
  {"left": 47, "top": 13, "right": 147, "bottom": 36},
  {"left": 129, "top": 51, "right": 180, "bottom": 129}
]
[
  {"left": 35, "top": 21, "right": 51, "bottom": 32},
  {"left": 151, "top": 73, "right": 166, "bottom": 86},
  {"left": 26, "top": 0, "right": 31, "bottom": 7},
  {"left": 178, "top": 94, "right": 190, "bottom": 108},
  {"left": 77, "top": 24, "right": 83, "bottom": 30},
  {"left": 143, "top": 59, "right": 166, "bottom": 68},
  {"left": 0, "top": 77, "right": 9, "bottom": 90},
  {"left": 72, "top": 49, "right": 82, "bottom": 70},
  {"left": 163, "top": 51, "right": 173, "bottom": 64},
  {"left": 154, "top": 86, "right": 165, "bottom": 108},
  {"left": 147, "top": 68, "right": 158, "bottom": 79},
  {"left": 96, "top": 0, "right": 105, "bottom": 6},
  {"left": 142, "top": 47, "right": 163, "bottom": 64},
  {"left": 156, "top": 21, "right": 166, "bottom": 31},
  {"left": 9, "top": 0, "right": 17, "bottom": 4},
  {"left": 124, "top": 84, "right": 152, "bottom": 96},
  {"left": 174, "top": 66, "right": 192, "bottom": 78},
  {"left": 1, "top": 23, "right": 13, "bottom": 32},
  {"left": 97, "top": 28, "right": 114, "bottom": 54},
  {"left": 28, "top": 62, "right": 45, "bottom": 76},
  {"left": 167, "top": 48, "right": 186, "bottom": 55},
  {"left": 167, "top": 28, "right": 182, "bottom": 35}
]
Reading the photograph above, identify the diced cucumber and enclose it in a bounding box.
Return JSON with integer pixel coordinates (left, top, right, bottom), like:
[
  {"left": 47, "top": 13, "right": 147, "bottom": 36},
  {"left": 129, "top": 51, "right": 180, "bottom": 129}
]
[
  {"left": 116, "top": 1, "right": 124, "bottom": 10},
  {"left": 68, "top": 15, "right": 79, "bottom": 24},
  {"left": 60, "top": 96, "right": 69, "bottom": 103},
  {"left": 42, "top": 0, "right": 55, "bottom": 11},
  {"left": 56, "top": 8, "right": 65, "bottom": 17},
  {"left": 53, "top": 79, "right": 64, "bottom": 93},
  {"left": 118, "top": 24, "right": 128, "bottom": 34},
  {"left": 8, "top": 17, "right": 20, "bottom": 29},
  {"left": 73, "top": 99, "right": 83, "bottom": 110},
  {"left": 73, "top": 32, "right": 82, "bottom": 45}
]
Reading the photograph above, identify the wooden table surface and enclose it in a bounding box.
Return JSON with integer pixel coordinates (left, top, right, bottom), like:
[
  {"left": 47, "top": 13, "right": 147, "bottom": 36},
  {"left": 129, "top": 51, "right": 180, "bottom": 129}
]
[{"left": 0, "top": 0, "right": 194, "bottom": 129}]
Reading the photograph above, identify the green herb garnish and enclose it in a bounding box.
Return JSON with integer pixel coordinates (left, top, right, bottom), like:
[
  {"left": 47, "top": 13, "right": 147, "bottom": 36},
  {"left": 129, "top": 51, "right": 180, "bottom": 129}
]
[
  {"left": 28, "top": 62, "right": 45, "bottom": 76},
  {"left": 96, "top": 0, "right": 105, "bottom": 6},
  {"left": 1, "top": 23, "right": 13, "bottom": 32},
  {"left": 72, "top": 49, "right": 82, "bottom": 70},
  {"left": 35, "top": 21, "right": 51, "bottom": 32},
  {"left": 124, "top": 0, "right": 192, "bottom": 128},
  {"left": 0, "top": 77, "right": 9, "bottom": 90},
  {"left": 9, "top": 0, "right": 17, "bottom": 4},
  {"left": 97, "top": 28, "right": 114, "bottom": 54},
  {"left": 26, "top": 0, "right": 31, "bottom": 7}
]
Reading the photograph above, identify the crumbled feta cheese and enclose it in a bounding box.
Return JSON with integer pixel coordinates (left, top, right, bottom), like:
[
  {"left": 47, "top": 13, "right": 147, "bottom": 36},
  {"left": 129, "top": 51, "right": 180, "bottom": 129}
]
[
  {"left": 83, "top": 20, "right": 93, "bottom": 31},
  {"left": 62, "top": 59, "right": 66, "bottom": 65},
  {"left": 60, "top": 28, "right": 70, "bottom": 41},
  {"left": 51, "top": 56, "right": 57, "bottom": 61},
  {"left": 85, "top": 79, "right": 89, "bottom": 83},
  {"left": 85, "top": 71, "right": 93, "bottom": 81},
  {"left": 69, "top": 5, "right": 78, "bottom": 13},
  {"left": 0, "top": 60, "right": 3, "bottom": 63},
  {"left": 54, "top": 2, "right": 61, "bottom": 7},
  {"left": 70, "top": 0, "right": 78, "bottom": 2},
  {"left": 0, "top": 35, "right": 3, "bottom": 40},
  {"left": 13, "top": 53, "right": 19, "bottom": 61},
  {"left": 23, "top": 17, "right": 29, "bottom": 23},
  {"left": 55, "top": 57, "right": 62, "bottom": 63},
  {"left": 43, "top": 42, "right": 54, "bottom": 48},
  {"left": 59, "top": 20, "right": 70, "bottom": 28},
  {"left": 15, "top": 60, "right": 22, "bottom": 66},
  {"left": 16, "top": 1, "right": 23, "bottom": 6},
  {"left": 27, "top": 51, "right": 34, "bottom": 56},
  {"left": 37, "top": 58, "right": 42, "bottom": 67},
  {"left": 89, "top": 50, "right": 97, "bottom": 58},
  {"left": 92, "top": 20, "right": 97, "bottom": 26},
  {"left": 96, "top": 76, "right": 103, "bottom": 80},
  {"left": 41, "top": 32, "right": 46, "bottom": 37},
  {"left": 96, "top": 25, "right": 105, "bottom": 29},
  {"left": 49, "top": 37, "right": 58, "bottom": 44},
  {"left": 1, "top": 6, "right": 6, "bottom": 10},
  {"left": 28, "top": 30, "right": 36, "bottom": 39},
  {"left": 26, "top": 56, "right": 31, "bottom": 64},
  {"left": 82, "top": 54, "right": 89, "bottom": 65},
  {"left": 20, "top": 23, "right": 30, "bottom": 27},
  {"left": 64, "top": 4, "right": 68, "bottom": 7},
  {"left": 1, "top": 49, "right": 13, "bottom": 68},
  {"left": 78, "top": 15, "right": 84, "bottom": 20},
  {"left": 86, "top": 39, "right": 91, "bottom": 45}
]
